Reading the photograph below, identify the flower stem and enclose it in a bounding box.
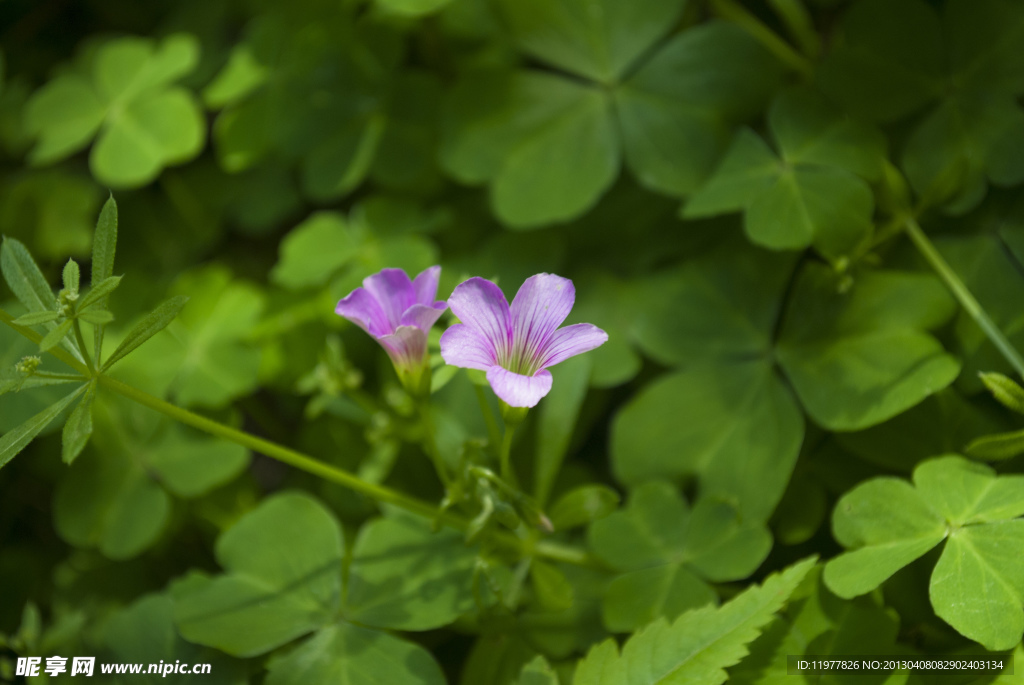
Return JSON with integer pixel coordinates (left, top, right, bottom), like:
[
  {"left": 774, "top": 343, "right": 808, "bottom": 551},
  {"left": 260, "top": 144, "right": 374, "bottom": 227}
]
[
  {"left": 419, "top": 401, "right": 451, "bottom": 487},
  {"left": 708, "top": 0, "right": 814, "bottom": 77},
  {"left": 499, "top": 424, "right": 517, "bottom": 488},
  {"left": 473, "top": 383, "right": 502, "bottom": 454},
  {"left": 904, "top": 216, "right": 1024, "bottom": 378},
  {"left": 0, "top": 307, "right": 599, "bottom": 568}
]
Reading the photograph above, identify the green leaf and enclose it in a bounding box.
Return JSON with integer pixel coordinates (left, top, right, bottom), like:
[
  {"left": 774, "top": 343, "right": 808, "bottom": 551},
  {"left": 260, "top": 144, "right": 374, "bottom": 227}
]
[
  {"left": 588, "top": 482, "right": 772, "bottom": 632},
  {"left": 376, "top": 0, "right": 453, "bottom": 18},
  {"left": 0, "top": 384, "right": 85, "bottom": 469},
  {"left": 494, "top": 0, "right": 687, "bottom": 84},
  {"left": 38, "top": 318, "right": 73, "bottom": 352},
  {"left": 823, "top": 478, "right": 946, "bottom": 599},
  {"left": 513, "top": 657, "right": 558, "bottom": 685},
  {"left": 967, "top": 429, "right": 1024, "bottom": 461},
  {"left": 103, "top": 594, "right": 246, "bottom": 685},
  {"left": 61, "top": 381, "right": 95, "bottom": 464},
  {"left": 11, "top": 310, "right": 60, "bottom": 326},
  {"left": 531, "top": 560, "right": 575, "bottom": 612},
  {"left": 24, "top": 35, "right": 205, "bottom": 187},
  {"left": 91, "top": 196, "right": 117, "bottom": 359},
  {"left": 572, "top": 557, "right": 815, "bottom": 685},
  {"left": 776, "top": 265, "right": 960, "bottom": 430},
  {"left": 913, "top": 455, "right": 1024, "bottom": 525},
  {"left": 78, "top": 275, "right": 122, "bottom": 311},
  {"left": 931, "top": 521, "right": 1024, "bottom": 651},
  {"left": 102, "top": 295, "right": 188, "bottom": 371},
  {"left": 173, "top": 492, "right": 344, "bottom": 657},
  {"left": 816, "top": 0, "right": 944, "bottom": 122},
  {"left": 611, "top": 363, "right": 803, "bottom": 522},
  {"left": 617, "top": 23, "right": 784, "bottom": 197},
  {"left": 549, "top": 484, "right": 619, "bottom": 531},
  {"left": 535, "top": 354, "right": 592, "bottom": 506},
  {"left": 203, "top": 45, "right": 268, "bottom": 109},
  {"left": 980, "top": 372, "right": 1024, "bottom": 414},
  {"left": 164, "top": 266, "right": 264, "bottom": 408},
  {"left": 78, "top": 309, "right": 114, "bottom": 325},
  {"left": 265, "top": 622, "right": 446, "bottom": 685},
  {"left": 345, "top": 514, "right": 480, "bottom": 630},
  {"left": 61, "top": 259, "right": 79, "bottom": 293},
  {"left": 271, "top": 212, "right": 360, "bottom": 290},
  {"left": 441, "top": 70, "right": 618, "bottom": 228}
]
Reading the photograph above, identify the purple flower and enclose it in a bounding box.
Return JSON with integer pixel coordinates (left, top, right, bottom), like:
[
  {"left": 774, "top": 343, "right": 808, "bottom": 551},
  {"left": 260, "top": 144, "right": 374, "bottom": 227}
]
[
  {"left": 335, "top": 266, "right": 447, "bottom": 391},
  {"left": 440, "top": 273, "right": 608, "bottom": 408}
]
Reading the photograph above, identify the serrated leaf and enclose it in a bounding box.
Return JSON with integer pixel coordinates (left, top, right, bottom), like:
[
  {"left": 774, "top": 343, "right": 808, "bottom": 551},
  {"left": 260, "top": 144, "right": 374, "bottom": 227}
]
[
  {"left": 61, "top": 381, "right": 95, "bottom": 464},
  {"left": 514, "top": 656, "right": 558, "bottom": 685},
  {"left": 173, "top": 492, "right": 344, "bottom": 657},
  {"left": 0, "top": 384, "right": 85, "bottom": 469},
  {"left": 102, "top": 295, "right": 188, "bottom": 371},
  {"left": 573, "top": 557, "right": 815, "bottom": 685}
]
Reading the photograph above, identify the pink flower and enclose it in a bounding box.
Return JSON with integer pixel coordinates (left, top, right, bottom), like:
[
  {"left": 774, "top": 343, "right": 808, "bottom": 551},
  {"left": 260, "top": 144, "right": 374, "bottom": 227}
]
[
  {"left": 440, "top": 274, "right": 607, "bottom": 408},
  {"left": 335, "top": 267, "right": 447, "bottom": 391}
]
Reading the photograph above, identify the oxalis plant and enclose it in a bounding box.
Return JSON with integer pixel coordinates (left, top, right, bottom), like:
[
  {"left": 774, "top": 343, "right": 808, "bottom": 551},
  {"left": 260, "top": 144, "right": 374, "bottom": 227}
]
[{"left": 6, "top": 0, "right": 1024, "bottom": 683}]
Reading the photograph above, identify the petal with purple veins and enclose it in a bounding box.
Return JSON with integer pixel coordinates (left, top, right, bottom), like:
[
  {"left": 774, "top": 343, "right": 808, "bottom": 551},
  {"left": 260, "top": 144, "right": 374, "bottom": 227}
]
[
  {"left": 539, "top": 323, "right": 608, "bottom": 368},
  {"left": 364, "top": 268, "right": 416, "bottom": 329},
  {"left": 447, "top": 277, "right": 512, "bottom": 361},
  {"left": 377, "top": 325, "right": 430, "bottom": 370},
  {"left": 486, "top": 366, "right": 553, "bottom": 408},
  {"left": 412, "top": 266, "right": 442, "bottom": 305},
  {"left": 440, "top": 323, "right": 497, "bottom": 371},
  {"left": 509, "top": 274, "right": 575, "bottom": 370},
  {"left": 336, "top": 288, "right": 392, "bottom": 337},
  {"left": 400, "top": 302, "right": 447, "bottom": 333}
]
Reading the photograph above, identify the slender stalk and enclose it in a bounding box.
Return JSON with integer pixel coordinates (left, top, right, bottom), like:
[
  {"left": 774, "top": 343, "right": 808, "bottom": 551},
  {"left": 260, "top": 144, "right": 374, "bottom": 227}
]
[
  {"left": 473, "top": 383, "right": 502, "bottom": 453},
  {"left": 499, "top": 424, "right": 517, "bottom": 488},
  {"left": 708, "top": 0, "right": 814, "bottom": 77},
  {"left": 904, "top": 217, "right": 1024, "bottom": 378},
  {"left": 72, "top": 319, "right": 95, "bottom": 375}
]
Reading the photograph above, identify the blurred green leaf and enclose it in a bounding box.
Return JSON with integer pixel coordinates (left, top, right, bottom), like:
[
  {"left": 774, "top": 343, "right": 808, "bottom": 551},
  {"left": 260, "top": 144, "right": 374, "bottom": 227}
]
[
  {"left": 549, "top": 484, "right": 619, "bottom": 531},
  {"left": 535, "top": 355, "right": 591, "bottom": 506},
  {"left": 24, "top": 34, "right": 205, "bottom": 187},
  {"left": 102, "top": 295, "right": 189, "bottom": 371},
  {"left": 513, "top": 656, "right": 558, "bottom": 685}
]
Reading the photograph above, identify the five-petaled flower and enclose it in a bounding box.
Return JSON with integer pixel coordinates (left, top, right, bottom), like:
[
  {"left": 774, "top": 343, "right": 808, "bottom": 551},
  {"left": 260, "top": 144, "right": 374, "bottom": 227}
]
[
  {"left": 335, "top": 266, "right": 447, "bottom": 393},
  {"left": 440, "top": 273, "right": 608, "bottom": 408}
]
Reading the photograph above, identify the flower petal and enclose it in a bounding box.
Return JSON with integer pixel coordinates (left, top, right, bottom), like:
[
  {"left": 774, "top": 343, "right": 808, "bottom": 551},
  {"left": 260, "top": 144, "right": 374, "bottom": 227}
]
[
  {"left": 440, "top": 323, "right": 496, "bottom": 371},
  {"left": 539, "top": 323, "right": 608, "bottom": 368},
  {"left": 447, "top": 277, "right": 512, "bottom": 361},
  {"left": 486, "top": 366, "right": 553, "bottom": 408},
  {"left": 400, "top": 302, "right": 447, "bottom": 333},
  {"left": 412, "top": 266, "right": 442, "bottom": 305},
  {"left": 335, "top": 287, "right": 391, "bottom": 337},
  {"left": 509, "top": 273, "right": 575, "bottom": 369},
  {"left": 377, "top": 325, "right": 429, "bottom": 370},
  {"left": 364, "top": 268, "right": 416, "bottom": 329}
]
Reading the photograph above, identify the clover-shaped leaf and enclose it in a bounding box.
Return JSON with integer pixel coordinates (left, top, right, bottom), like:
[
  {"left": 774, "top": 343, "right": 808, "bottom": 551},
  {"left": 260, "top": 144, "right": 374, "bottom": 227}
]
[
  {"left": 824, "top": 455, "right": 1024, "bottom": 650},
  {"left": 686, "top": 88, "right": 885, "bottom": 259},
  {"left": 24, "top": 34, "right": 205, "bottom": 188},
  {"left": 588, "top": 482, "right": 772, "bottom": 632}
]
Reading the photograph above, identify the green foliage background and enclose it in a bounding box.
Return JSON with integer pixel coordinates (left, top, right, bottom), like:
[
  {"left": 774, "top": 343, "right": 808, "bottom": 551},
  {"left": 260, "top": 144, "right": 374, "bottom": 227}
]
[{"left": 3, "top": 0, "right": 1024, "bottom": 682}]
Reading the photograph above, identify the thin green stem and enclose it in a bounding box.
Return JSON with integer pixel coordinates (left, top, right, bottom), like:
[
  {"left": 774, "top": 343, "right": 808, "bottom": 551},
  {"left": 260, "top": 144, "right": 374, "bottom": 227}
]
[
  {"left": 473, "top": 383, "right": 502, "bottom": 453},
  {"left": 419, "top": 401, "right": 451, "bottom": 487},
  {"left": 72, "top": 318, "right": 95, "bottom": 375},
  {"left": 708, "top": 0, "right": 814, "bottom": 77},
  {"left": 767, "top": 0, "right": 820, "bottom": 59},
  {"left": 904, "top": 216, "right": 1024, "bottom": 378},
  {"left": 499, "top": 424, "right": 517, "bottom": 488}
]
